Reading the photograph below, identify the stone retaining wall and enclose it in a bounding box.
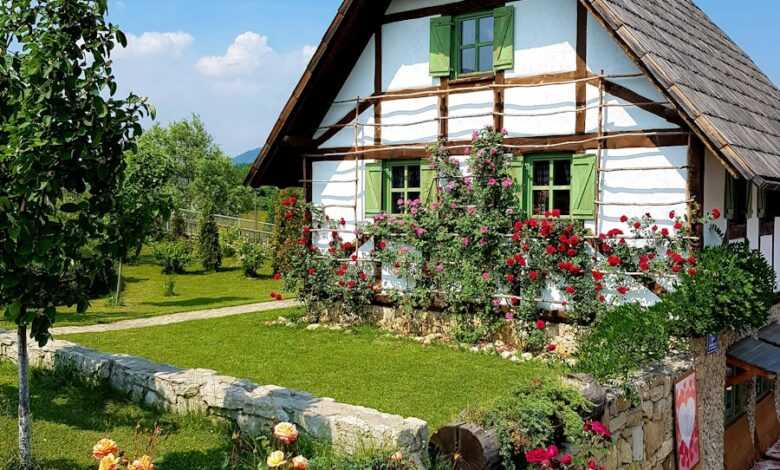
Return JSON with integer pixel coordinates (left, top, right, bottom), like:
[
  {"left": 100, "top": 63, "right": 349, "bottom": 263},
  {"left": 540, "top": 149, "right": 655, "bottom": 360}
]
[
  {"left": 0, "top": 330, "right": 428, "bottom": 460},
  {"left": 600, "top": 354, "right": 694, "bottom": 470}
]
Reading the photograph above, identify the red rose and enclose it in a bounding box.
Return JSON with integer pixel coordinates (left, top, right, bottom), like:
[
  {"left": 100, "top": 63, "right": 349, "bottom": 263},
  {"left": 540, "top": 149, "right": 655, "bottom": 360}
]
[
  {"left": 559, "top": 453, "right": 573, "bottom": 465},
  {"left": 285, "top": 211, "right": 294, "bottom": 220},
  {"left": 535, "top": 319, "right": 546, "bottom": 330},
  {"left": 551, "top": 209, "right": 561, "bottom": 217},
  {"left": 529, "top": 271, "right": 539, "bottom": 281},
  {"left": 546, "top": 445, "right": 559, "bottom": 459},
  {"left": 359, "top": 271, "right": 367, "bottom": 281},
  {"left": 565, "top": 286, "right": 575, "bottom": 294},
  {"left": 505, "top": 274, "right": 515, "bottom": 283},
  {"left": 377, "top": 240, "right": 386, "bottom": 250},
  {"left": 307, "top": 267, "right": 317, "bottom": 275},
  {"left": 584, "top": 420, "right": 612, "bottom": 439},
  {"left": 712, "top": 208, "right": 721, "bottom": 219},
  {"left": 688, "top": 256, "right": 697, "bottom": 265},
  {"left": 347, "top": 280, "right": 356, "bottom": 288},
  {"left": 506, "top": 257, "right": 515, "bottom": 267},
  {"left": 567, "top": 248, "right": 577, "bottom": 257},
  {"left": 617, "top": 286, "right": 629, "bottom": 295},
  {"left": 674, "top": 222, "right": 683, "bottom": 230},
  {"left": 272, "top": 272, "right": 282, "bottom": 280},
  {"left": 525, "top": 448, "right": 551, "bottom": 464},
  {"left": 351, "top": 254, "right": 358, "bottom": 261},
  {"left": 592, "top": 270, "right": 604, "bottom": 281},
  {"left": 620, "top": 215, "right": 628, "bottom": 223},
  {"left": 669, "top": 210, "right": 676, "bottom": 219},
  {"left": 639, "top": 261, "right": 650, "bottom": 272},
  {"left": 672, "top": 264, "right": 682, "bottom": 272},
  {"left": 598, "top": 295, "right": 606, "bottom": 303},
  {"left": 339, "top": 218, "right": 346, "bottom": 226},
  {"left": 633, "top": 221, "right": 641, "bottom": 229},
  {"left": 546, "top": 245, "right": 557, "bottom": 255},
  {"left": 595, "top": 283, "right": 604, "bottom": 292},
  {"left": 607, "top": 255, "right": 621, "bottom": 267},
  {"left": 688, "top": 268, "right": 697, "bottom": 276},
  {"left": 661, "top": 228, "right": 669, "bottom": 237},
  {"left": 546, "top": 343, "right": 557, "bottom": 352},
  {"left": 303, "top": 226, "right": 311, "bottom": 234},
  {"left": 514, "top": 254, "right": 527, "bottom": 267}
]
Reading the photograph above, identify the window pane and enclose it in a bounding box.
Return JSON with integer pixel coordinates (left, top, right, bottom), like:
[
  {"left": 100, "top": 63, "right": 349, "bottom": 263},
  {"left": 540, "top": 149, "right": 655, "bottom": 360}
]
[
  {"left": 391, "top": 193, "right": 404, "bottom": 214},
  {"left": 407, "top": 191, "right": 420, "bottom": 203},
  {"left": 532, "top": 190, "right": 548, "bottom": 215},
  {"left": 533, "top": 161, "right": 550, "bottom": 186},
  {"left": 462, "top": 19, "right": 476, "bottom": 45},
  {"left": 479, "top": 17, "right": 494, "bottom": 42},
  {"left": 461, "top": 48, "right": 476, "bottom": 74},
  {"left": 478, "top": 46, "right": 492, "bottom": 72},
  {"left": 553, "top": 190, "right": 570, "bottom": 215},
  {"left": 407, "top": 165, "right": 421, "bottom": 188},
  {"left": 392, "top": 166, "right": 405, "bottom": 189},
  {"left": 554, "top": 160, "right": 571, "bottom": 186}
]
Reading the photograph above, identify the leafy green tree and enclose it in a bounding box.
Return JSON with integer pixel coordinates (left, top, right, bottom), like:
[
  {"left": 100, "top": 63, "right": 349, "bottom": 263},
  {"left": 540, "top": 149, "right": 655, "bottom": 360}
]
[
  {"left": 271, "top": 188, "right": 305, "bottom": 275},
  {"left": 0, "top": 1, "right": 151, "bottom": 465},
  {"left": 199, "top": 213, "right": 222, "bottom": 271}
]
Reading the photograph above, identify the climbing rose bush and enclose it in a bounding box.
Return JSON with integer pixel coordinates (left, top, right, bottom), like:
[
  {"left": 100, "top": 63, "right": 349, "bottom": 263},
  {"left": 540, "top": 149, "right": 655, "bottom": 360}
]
[{"left": 284, "top": 127, "right": 710, "bottom": 341}]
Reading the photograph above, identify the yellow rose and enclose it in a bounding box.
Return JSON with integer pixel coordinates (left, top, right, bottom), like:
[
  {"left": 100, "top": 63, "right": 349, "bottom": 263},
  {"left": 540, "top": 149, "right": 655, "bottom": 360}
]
[
  {"left": 98, "top": 454, "right": 120, "bottom": 470},
  {"left": 266, "top": 450, "right": 287, "bottom": 468},
  {"left": 92, "top": 439, "right": 119, "bottom": 460},
  {"left": 292, "top": 455, "right": 309, "bottom": 470},
  {"left": 273, "top": 422, "right": 299, "bottom": 445},
  {"left": 128, "top": 455, "right": 154, "bottom": 470}
]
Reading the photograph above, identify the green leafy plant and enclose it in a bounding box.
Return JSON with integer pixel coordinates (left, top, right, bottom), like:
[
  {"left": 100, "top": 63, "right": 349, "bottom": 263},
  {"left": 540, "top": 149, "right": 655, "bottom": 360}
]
[
  {"left": 661, "top": 242, "right": 775, "bottom": 337},
  {"left": 221, "top": 225, "right": 243, "bottom": 258},
  {"left": 163, "top": 276, "right": 177, "bottom": 297},
  {"left": 237, "top": 239, "right": 268, "bottom": 277},
  {"left": 199, "top": 213, "right": 222, "bottom": 271},
  {"left": 271, "top": 188, "right": 305, "bottom": 275},
  {"left": 152, "top": 241, "right": 193, "bottom": 274},
  {"left": 576, "top": 303, "right": 670, "bottom": 382}
]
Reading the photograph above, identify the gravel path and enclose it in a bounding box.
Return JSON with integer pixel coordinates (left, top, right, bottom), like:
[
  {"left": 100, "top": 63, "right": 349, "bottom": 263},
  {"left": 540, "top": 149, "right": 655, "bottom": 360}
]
[{"left": 52, "top": 299, "right": 301, "bottom": 335}]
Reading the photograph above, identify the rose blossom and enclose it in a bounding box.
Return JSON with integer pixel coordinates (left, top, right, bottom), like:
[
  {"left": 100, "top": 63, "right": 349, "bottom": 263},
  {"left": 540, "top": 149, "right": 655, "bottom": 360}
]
[
  {"left": 535, "top": 319, "right": 546, "bottom": 330},
  {"left": 292, "top": 455, "right": 309, "bottom": 470},
  {"left": 128, "top": 456, "right": 154, "bottom": 470},
  {"left": 99, "top": 454, "right": 120, "bottom": 470},
  {"left": 712, "top": 208, "right": 721, "bottom": 219},
  {"left": 93, "top": 439, "right": 119, "bottom": 460},
  {"left": 273, "top": 422, "right": 299, "bottom": 445},
  {"left": 267, "top": 451, "right": 287, "bottom": 468}
]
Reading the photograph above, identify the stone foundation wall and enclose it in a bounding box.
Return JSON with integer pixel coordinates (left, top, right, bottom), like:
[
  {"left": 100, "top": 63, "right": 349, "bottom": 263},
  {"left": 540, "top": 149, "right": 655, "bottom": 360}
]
[
  {"left": 600, "top": 354, "right": 694, "bottom": 470},
  {"left": 0, "top": 330, "right": 428, "bottom": 460}
]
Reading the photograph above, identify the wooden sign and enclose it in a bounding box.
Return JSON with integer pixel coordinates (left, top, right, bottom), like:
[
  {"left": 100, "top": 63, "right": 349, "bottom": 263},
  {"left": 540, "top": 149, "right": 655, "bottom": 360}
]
[{"left": 674, "top": 372, "right": 701, "bottom": 470}]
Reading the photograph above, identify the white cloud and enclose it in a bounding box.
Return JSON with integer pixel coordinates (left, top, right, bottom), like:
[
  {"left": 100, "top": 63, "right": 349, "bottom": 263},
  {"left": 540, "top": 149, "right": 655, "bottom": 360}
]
[
  {"left": 302, "top": 44, "right": 317, "bottom": 61},
  {"left": 114, "top": 32, "right": 193, "bottom": 59},
  {"left": 195, "top": 32, "right": 273, "bottom": 78}
]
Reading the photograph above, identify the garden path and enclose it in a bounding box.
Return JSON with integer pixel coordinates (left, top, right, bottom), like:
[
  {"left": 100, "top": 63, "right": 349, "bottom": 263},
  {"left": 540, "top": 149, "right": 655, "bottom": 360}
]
[{"left": 51, "top": 299, "right": 301, "bottom": 335}]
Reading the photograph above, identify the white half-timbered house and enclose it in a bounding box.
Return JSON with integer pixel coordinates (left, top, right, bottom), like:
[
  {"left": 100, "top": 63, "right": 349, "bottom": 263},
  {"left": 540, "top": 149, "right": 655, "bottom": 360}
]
[{"left": 247, "top": 0, "right": 780, "bottom": 292}]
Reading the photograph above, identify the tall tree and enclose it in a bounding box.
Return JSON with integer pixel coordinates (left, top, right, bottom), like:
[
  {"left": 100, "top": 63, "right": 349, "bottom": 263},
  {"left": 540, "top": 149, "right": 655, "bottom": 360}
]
[{"left": 0, "top": 1, "right": 151, "bottom": 466}]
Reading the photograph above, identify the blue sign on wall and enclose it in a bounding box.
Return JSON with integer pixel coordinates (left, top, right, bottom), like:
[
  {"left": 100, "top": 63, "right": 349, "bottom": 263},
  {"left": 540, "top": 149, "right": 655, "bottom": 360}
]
[{"left": 706, "top": 334, "right": 720, "bottom": 354}]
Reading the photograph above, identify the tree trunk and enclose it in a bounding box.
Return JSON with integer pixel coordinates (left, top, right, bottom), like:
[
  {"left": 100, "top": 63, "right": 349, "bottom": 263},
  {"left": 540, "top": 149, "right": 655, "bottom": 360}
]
[{"left": 17, "top": 325, "right": 32, "bottom": 468}]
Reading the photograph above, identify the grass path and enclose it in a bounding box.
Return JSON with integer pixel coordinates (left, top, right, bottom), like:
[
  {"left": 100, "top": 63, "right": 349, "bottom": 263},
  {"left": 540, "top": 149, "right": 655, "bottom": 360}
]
[
  {"left": 0, "top": 362, "right": 232, "bottom": 469},
  {"left": 1, "top": 252, "right": 286, "bottom": 329},
  {"left": 65, "top": 307, "right": 553, "bottom": 429}
]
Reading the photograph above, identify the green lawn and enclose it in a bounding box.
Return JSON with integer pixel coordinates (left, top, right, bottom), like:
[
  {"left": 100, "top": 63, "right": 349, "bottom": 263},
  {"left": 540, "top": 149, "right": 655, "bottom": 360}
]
[
  {"left": 0, "top": 361, "right": 232, "bottom": 469},
  {"left": 65, "top": 307, "right": 552, "bottom": 429},
  {"left": 1, "top": 251, "right": 285, "bottom": 328}
]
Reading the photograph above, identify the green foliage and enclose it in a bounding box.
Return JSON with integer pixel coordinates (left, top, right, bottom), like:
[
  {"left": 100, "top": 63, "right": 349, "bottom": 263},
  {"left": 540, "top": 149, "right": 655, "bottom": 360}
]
[
  {"left": 199, "top": 213, "right": 222, "bottom": 271},
  {"left": 163, "top": 276, "right": 177, "bottom": 297},
  {"left": 170, "top": 211, "right": 188, "bottom": 239},
  {"left": 0, "top": 0, "right": 152, "bottom": 345},
  {"left": 271, "top": 188, "right": 305, "bottom": 275},
  {"left": 220, "top": 225, "right": 242, "bottom": 258},
  {"left": 465, "top": 378, "right": 606, "bottom": 469},
  {"left": 151, "top": 241, "right": 193, "bottom": 274},
  {"left": 237, "top": 239, "right": 268, "bottom": 277},
  {"left": 661, "top": 242, "right": 775, "bottom": 337},
  {"left": 576, "top": 303, "right": 670, "bottom": 382}
]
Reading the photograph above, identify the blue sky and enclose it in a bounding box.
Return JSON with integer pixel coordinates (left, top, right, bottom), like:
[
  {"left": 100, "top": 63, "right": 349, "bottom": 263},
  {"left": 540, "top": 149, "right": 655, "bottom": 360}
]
[{"left": 107, "top": 0, "right": 780, "bottom": 157}]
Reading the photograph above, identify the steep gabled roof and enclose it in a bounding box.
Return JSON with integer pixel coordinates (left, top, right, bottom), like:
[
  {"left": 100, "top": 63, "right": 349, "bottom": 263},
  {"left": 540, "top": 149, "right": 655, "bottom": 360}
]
[
  {"left": 247, "top": 0, "right": 780, "bottom": 189},
  {"left": 584, "top": 0, "right": 780, "bottom": 187}
]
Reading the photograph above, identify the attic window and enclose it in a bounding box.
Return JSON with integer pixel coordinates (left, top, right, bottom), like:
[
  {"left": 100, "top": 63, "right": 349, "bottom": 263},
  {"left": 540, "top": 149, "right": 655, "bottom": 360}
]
[{"left": 457, "top": 13, "right": 494, "bottom": 75}]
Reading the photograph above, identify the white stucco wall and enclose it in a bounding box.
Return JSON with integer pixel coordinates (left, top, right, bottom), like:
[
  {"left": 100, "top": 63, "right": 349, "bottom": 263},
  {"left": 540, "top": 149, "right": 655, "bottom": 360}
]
[
  {"left": 448, "top": 91, "right": 494, "bottom": 141},
  {"left": 702, "top": 150, "right": 727, "bottom": 247},
  {"left": 507, "top": 0, "right": 577, "bottom": 78},
  {"left": 382, "top": 17, "right": 437, "bottom": 91},
  {"left": 385, "top": 0, "right": 456, "bottom": 15},
  {"left": 504, "top": 83, "right": 576, "bottom": 137},
  {"left": 311, "top": 160, "right": 365, "bottom": 248}
]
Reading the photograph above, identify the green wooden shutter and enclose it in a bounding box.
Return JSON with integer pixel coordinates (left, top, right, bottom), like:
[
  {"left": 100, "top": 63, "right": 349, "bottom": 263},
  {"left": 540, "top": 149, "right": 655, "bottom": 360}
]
[
  {"left": 493, "top": 6, "right": 515, "bottom": 71},
  {"left": 509, "top": 155, "right": 525, "bottom": 205},
  {"left": 571, "top": 154, "right": 597, "bottom": 217},
  {"left": 429, "top": 16, "right": 453, "bottom": 77},
  {"left": 421, "top": 161, "right": 437, "bottom": 205},
  {"left": 365, "top": 161, "right": 383, "bottom": 216}
]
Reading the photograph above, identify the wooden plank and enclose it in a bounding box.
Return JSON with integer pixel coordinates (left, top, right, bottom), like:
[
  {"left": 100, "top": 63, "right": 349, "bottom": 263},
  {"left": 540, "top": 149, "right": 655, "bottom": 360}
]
[
  {"left": 604, "top": 80, "right": 685, "bottom": 126},
  {"left": 383, "top": 0, "right": 506, "bottom": 24},
  {"left": 575, "top": 1, "right": 588, "bottom": 134},
  {"left": 374, "top": 25, "right": 382, "bottom": 146},
  {"left": 493, "top": 71, "right": 505, "bottom": 131},
  {"left": 313, "top": 99, "right": 373, "bottom": 148},
  {"left": 439, "top": 77, "right": 449, "bottom": 140},
  {"left": 687, "top": 135, "right": 705, "bottom": 249}
]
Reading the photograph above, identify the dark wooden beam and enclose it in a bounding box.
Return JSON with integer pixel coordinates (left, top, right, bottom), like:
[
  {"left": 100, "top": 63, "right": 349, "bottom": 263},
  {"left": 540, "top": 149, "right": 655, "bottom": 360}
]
[
  {"left": 313, "top": 99, "right": 373, "bottom": 148},
  {"left": 383, "top": 0, "right": 506, "bottom": 24},
  {"left": 308, "top": 129, "right": 689, "bottom": 160},
  {"left": 374, "top": 25, "right": 383, "bottom": 146},
  {"left": 494, "top": 71, "right": 505, "bottom": 131},
  {"left": 575, "top": 1, "right": 588, "bottom": 134},
  {"left": 439, "top": 78, "right": 449, "bottom": 140},
  {"left": 604, "top": 80, "right": 685, "bottom": 126},
  {"left": 687, "top": 135, "right": 705, "bottom": 249}
]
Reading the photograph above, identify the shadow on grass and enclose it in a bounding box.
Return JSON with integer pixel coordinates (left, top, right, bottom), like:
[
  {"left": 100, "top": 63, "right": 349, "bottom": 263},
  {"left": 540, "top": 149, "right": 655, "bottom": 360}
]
[
  {"left": 142, "top": 296, "right": 251, "bottom": 308},
  {"left": 179, "top": 265, "right": 241, "bottom": 276},
  {"left": 53, "top": 311, "right": 135, "bottom": 326}
]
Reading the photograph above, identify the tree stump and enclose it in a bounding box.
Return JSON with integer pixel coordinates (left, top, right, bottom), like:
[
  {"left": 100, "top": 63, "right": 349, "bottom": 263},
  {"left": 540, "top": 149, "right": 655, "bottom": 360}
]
[{"left": 428, "top": 422, "right": 502, "bottom": 469}]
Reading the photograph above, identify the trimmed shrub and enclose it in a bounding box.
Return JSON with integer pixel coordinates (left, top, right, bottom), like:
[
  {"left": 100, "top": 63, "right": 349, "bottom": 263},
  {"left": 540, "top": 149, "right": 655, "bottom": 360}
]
[
  {"left": 170, "top": 211, "right": 187, "bottom": 239},
  {"left": 576, "top": 303, "right": 670, "bottom": 382},
  {"left": 199, "top": 213, "right": 222, "bottom": 271},
  {"left": 271, "top": 187, "right": 304, "bottom": 275},
  {"left": 220, "top": 224, "right": 242, "bottom": 258},
  {"left": 238, "top": 239, "right": 268, "bottom": 277},
  {"left": 151, "top": 240, "right": 192, "bottom": 274},
  {"left": 661, "top": 242, "right": 775, "bottom": 337}
]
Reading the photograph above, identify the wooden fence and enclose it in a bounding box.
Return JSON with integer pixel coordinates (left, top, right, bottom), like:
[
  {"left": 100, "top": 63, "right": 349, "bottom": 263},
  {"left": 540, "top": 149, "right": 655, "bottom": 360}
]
[{"left": 171, "top": 209, "right": 274, "bottom": 244}]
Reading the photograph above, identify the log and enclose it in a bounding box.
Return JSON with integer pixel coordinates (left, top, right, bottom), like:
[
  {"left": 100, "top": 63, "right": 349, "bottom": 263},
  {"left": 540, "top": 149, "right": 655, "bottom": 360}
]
[{"left": 428, "top": 422, "right": 502, "bottom": 469}]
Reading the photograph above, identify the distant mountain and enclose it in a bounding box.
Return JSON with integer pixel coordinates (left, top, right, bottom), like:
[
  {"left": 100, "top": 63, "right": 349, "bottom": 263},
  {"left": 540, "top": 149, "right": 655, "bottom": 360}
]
[{"left": 233, "top": 147, "right": 260, "bottom": 165}]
